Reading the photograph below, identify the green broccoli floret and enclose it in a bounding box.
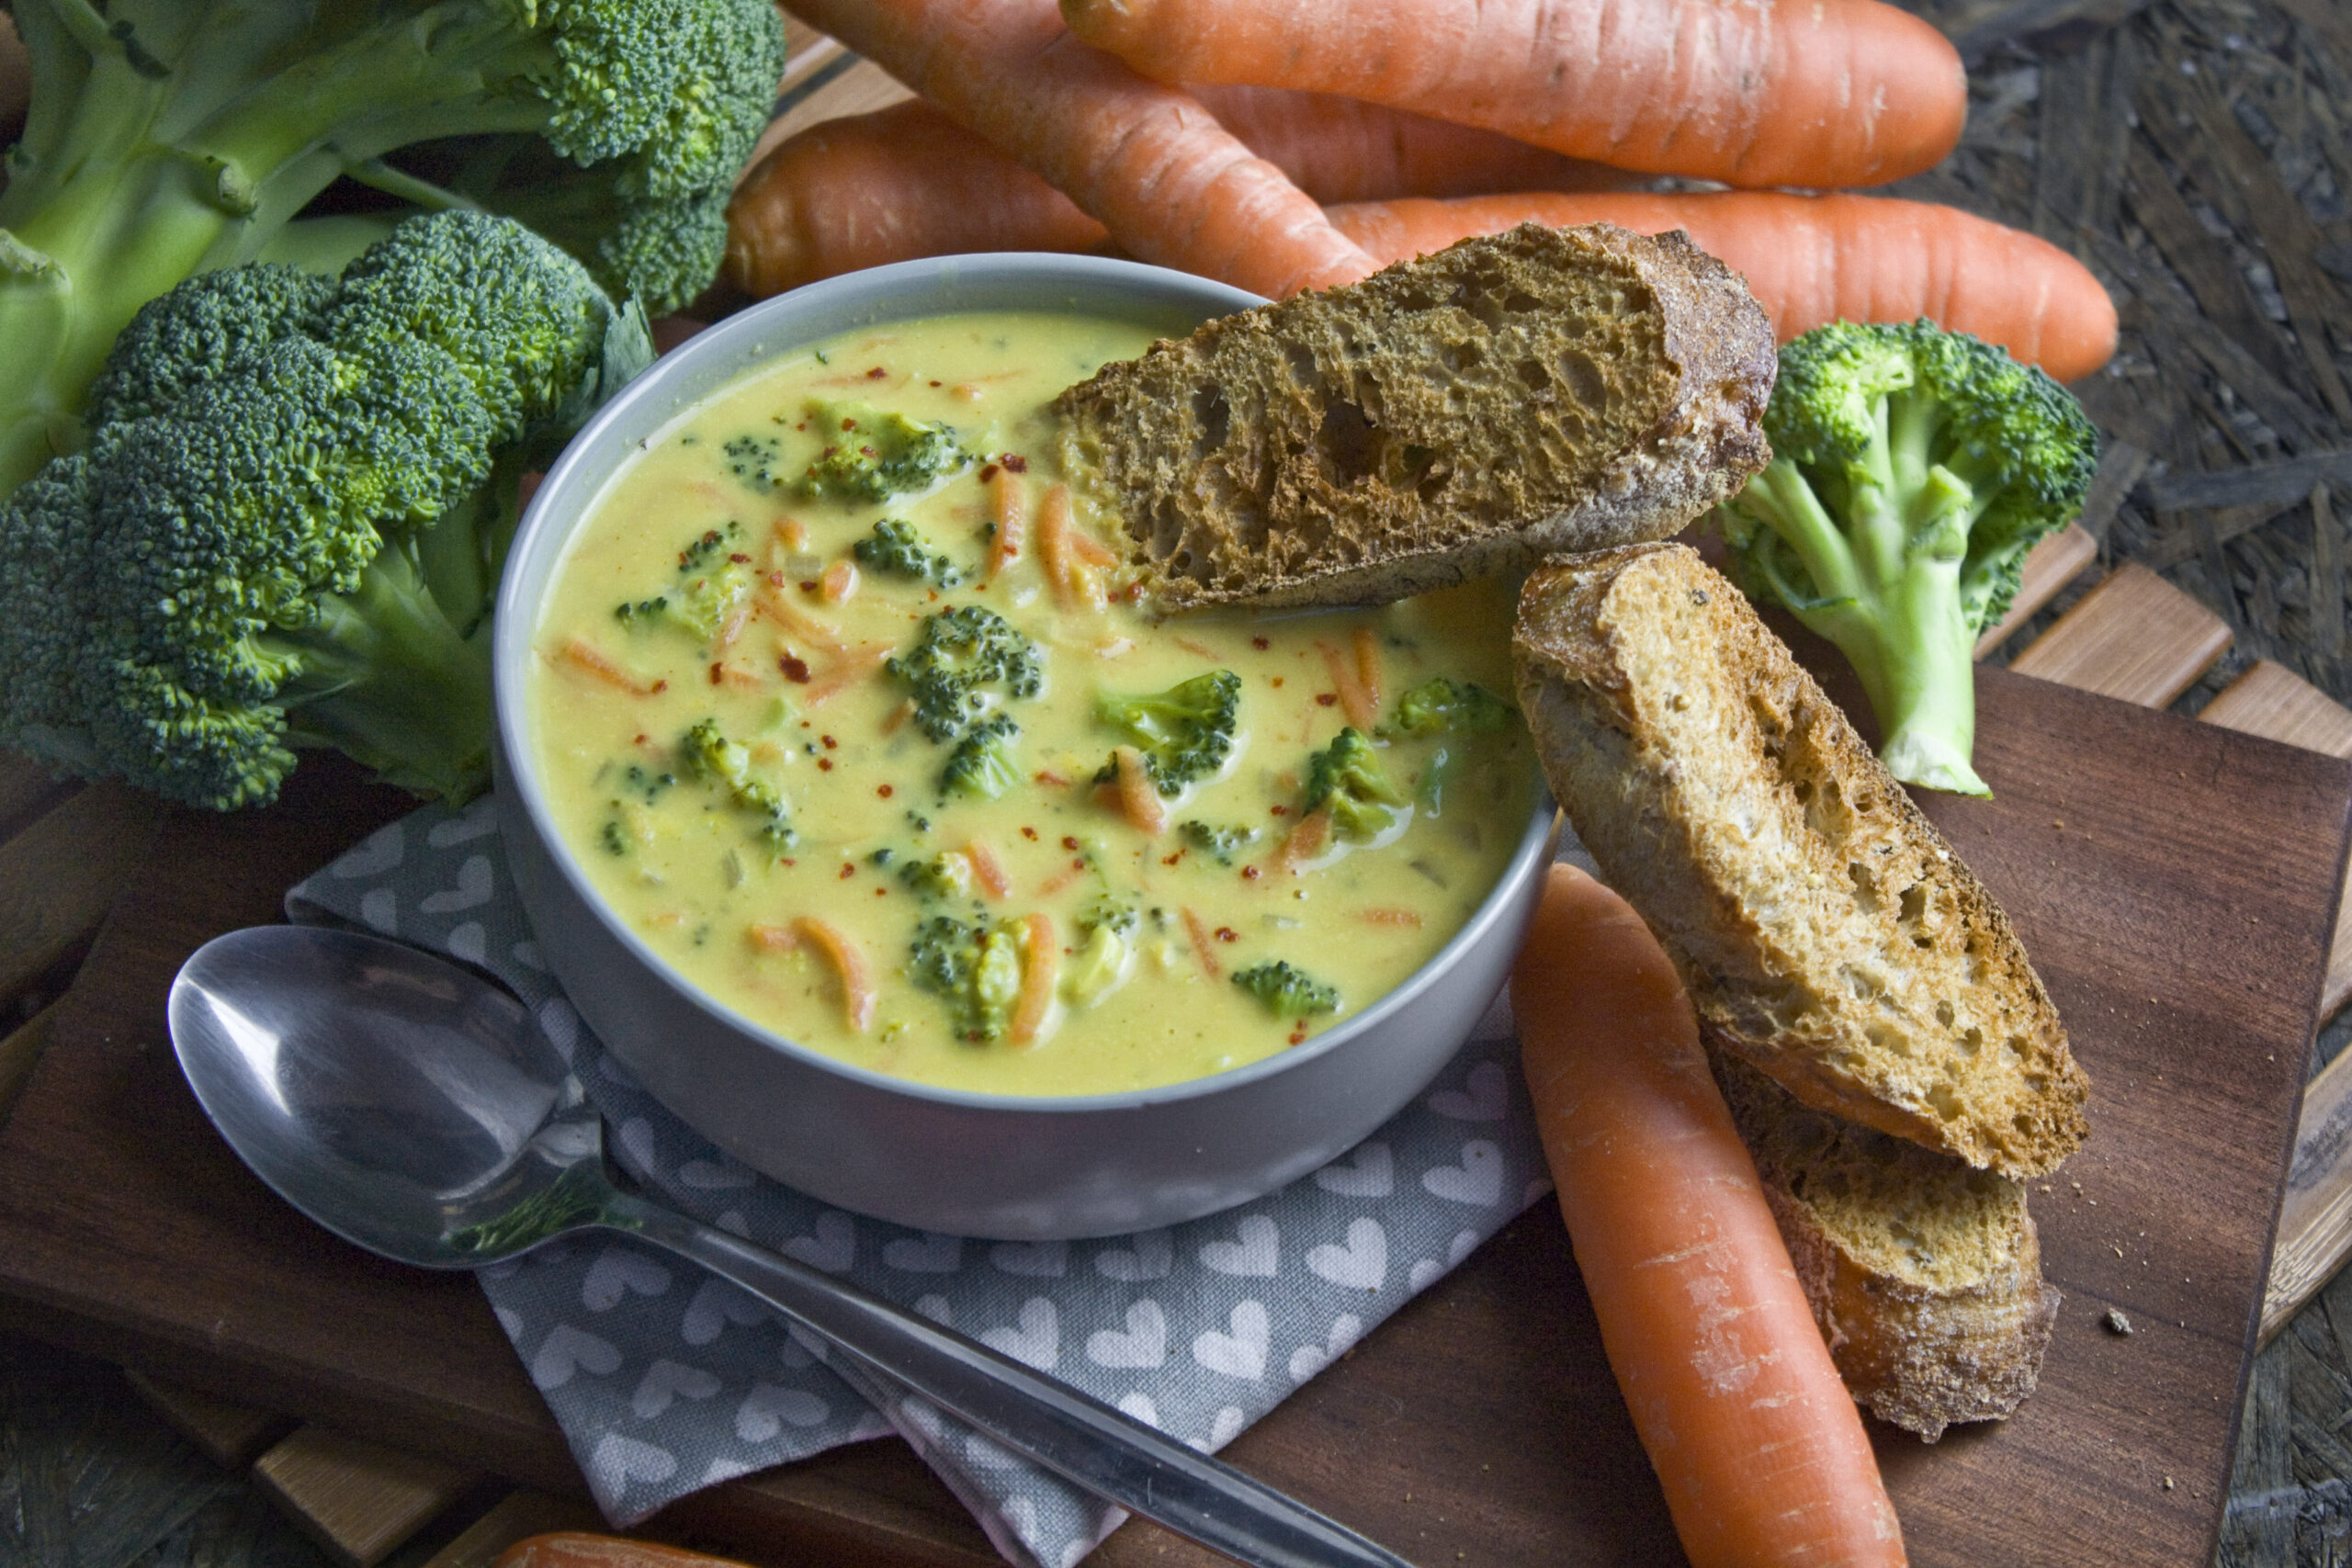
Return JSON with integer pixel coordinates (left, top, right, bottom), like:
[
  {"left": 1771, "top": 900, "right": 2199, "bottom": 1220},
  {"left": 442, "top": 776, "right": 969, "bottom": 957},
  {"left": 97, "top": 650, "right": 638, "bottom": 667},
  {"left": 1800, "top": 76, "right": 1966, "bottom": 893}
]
[
  {"left": 886, "top": 605, "right": 1045, "bottom": 742},
  {"left": 1377, "top": 677, "right": 1515, "bottom": 738},
  {"left": 0, "top": 213, "right": 645, "bottom": 810},
  {"left": 1303, "top": 728, "right": 1408, "bottom": 843},
  {"left": 941, "top": 713, "right": 1022, "bottom": 800},
  {"left": 1093, "top": 670, "right": 1243, "bottom": 796},
  {"left": 1062, "top": 903, "right": 1139, "bottom": 1010},
  {"left": 614, "top": 524, "right": 753, "bottom": 644},
  {"left": 908, "top": 914, "right": 1025, "bottom": 1042},
  {"left": 795, "top": 400, "right": 970, "bottom": 502},
  {"left": 898, "top": 851, "right": 976, "bottom": 902},
  {"left": 1716, "top": 321, "right": 2098, "bottom": 795},
  {"left": 722, "top": 434, "right": 783, "bottom": 492},
  {"left": 1181, "top": 820, "right": 1261, "bottom": 865},
  {"left": 854, "top": 518, "right": 964, "bottom": 587},
  {"left": 678, "top": 717, "right": 793, "bottom": 849},
  {"left": 0, "top": 0, "right": 784, "bottom": 500},
  {"left": 1231, "top": 960, "right": 1340, "bottom": 1020}
]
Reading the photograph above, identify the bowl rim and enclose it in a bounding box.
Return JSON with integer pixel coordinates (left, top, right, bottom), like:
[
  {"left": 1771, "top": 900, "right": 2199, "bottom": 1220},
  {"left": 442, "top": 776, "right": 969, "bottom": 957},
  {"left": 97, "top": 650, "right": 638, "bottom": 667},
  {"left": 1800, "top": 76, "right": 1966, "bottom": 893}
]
[{"left": 494, "top": 251, "right": 1554, "bottom": 1116}]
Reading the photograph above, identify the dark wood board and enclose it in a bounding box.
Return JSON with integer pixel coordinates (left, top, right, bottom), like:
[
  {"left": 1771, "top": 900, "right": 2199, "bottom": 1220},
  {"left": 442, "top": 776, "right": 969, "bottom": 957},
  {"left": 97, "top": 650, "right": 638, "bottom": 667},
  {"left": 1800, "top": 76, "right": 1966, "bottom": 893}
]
[{"left": 0, "top": 662, "right": 2345, "bottom": 1568}]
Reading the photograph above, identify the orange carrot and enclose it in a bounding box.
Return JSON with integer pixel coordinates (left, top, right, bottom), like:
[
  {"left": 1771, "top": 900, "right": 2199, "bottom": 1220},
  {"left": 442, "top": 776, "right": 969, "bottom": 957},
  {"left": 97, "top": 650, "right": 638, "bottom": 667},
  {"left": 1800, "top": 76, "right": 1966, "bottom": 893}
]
[
  {"left": 1009, "top": 911, "right": 1060, "bottom": 1045},
  {"left": 724, "top": 92, "right": 1624, "bottom": 298},
  {"left": 727, "top": 99, "right": 1114, "bottom": 299},
  {"left": 1328, "top": 193, "right": 2120, "bottom": 381},
  {"left": 802, "top": 643, "right": 891, "bottom": 706},
  {"left": 748, "top": 923, "right": 800, "bottom": 953},
  {"left": 1180, "top": 906, "right": 1222, "bottom": 979},
  {"left": 756, "top": 582, "right": 845, "bottom": 651},
  {"left": 1062, "top": 0, "right": 1965, "bottom": 190},
  {"left": 783, "top": 0, "right": 1374, "bottom": 299},
  {"left": 1352, "top": 625, "right": 1383, "bottom": 716},
  {"left": 967, "top": 838, "right": 1012, "bottom": 898},
  {"left": 497, "top": 1533, "right": 755, "bottom": 1568},
  {"left": 1035, "top": 482, "right": 1109, "bottom": 610},
  {"left": 820, "top": 558, "right": 859, "bottom": 604},
  {"left": 989, "top": 466, "right": 1026, "bottom": 576},
  {"left": 1359, "top": 908, "right": 1423, "bottom": 927},
  {"left": 1511, "top": 865, "right": 1905, "bottom": 1568},
  {"left": 1272, "top": 802, "right": 1331, "bottom": 873},
  {"left": 559, "top": 638, "right": 663, "bottom": 696},
  {"left": 1319, "top": 639, "right": 1378, "bottom": 732},
  {"left": 794, "top": 916, "right": 876, "bottom": 1032},
  {"left": 771, "top": 517, "right": 810, "bottom": 554},
  {"left": 1108, "top": 745, "right": 1169, "bottom": 835}
]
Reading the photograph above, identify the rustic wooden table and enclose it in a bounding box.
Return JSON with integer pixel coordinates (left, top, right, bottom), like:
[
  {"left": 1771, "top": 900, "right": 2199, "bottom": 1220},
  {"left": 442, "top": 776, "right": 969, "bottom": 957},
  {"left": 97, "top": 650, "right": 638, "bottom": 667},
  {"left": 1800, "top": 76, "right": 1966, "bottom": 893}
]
[{"left": 7, "top": 0, "right": 2352, "bottom": 1565}]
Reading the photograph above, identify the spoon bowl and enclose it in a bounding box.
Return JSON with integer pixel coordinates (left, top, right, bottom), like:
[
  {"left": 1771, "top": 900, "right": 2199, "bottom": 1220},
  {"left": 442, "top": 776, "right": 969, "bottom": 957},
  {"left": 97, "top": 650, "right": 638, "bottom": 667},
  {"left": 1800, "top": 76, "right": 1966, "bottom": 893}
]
[{"left": 166, "top": 922, "right": 1413, "bottom": 1568}]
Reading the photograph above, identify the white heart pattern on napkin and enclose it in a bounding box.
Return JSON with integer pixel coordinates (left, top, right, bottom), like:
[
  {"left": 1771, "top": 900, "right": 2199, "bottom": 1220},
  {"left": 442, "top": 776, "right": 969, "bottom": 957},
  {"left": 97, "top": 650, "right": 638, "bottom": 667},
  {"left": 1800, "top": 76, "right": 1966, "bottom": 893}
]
[
  {"left": 1084, "top": 1300, "right": 1168, "bottom": 1370},
  {"left": 590, "top": 1433, "right": 677, "bottom": 1492},
  {"left": 631, "top": 1358, "right": 720, "bottom": 1419},
  {"left": 1094, "top": 1229, "right": 1171, "bottom": 1282},
  {"left": 1423, "top": 1140, "right": 1504, "bottom": 1205},
  {"left": 990, "top": 1239, "right": 1069, "bottom": 1277},
  {"left": 681, "top": 1277, "right": 768, "bottom": 1347},
  {"left": 782, "top": 1211, "right": 856, "bottom": 1273},
  {"left": 1287, "top": 1313, "right": 1365, "bottom": 1382},
  {"left": 532, "top": 1324, "right": 621, "bottom": 1389},
  {"left": 1198, "top": 1215, "right": 1278, "bottom": 1277},
  {"left": 582, "top": 1245, "right": 672, "bottom": 1312},
  {"left": 1312, "top": 1141, "right": 1394, "bottom": 1198},
  {"left": 1191, "top": 1302, "right": 1269, "bottom": 1380},
  {"left": 418, "top": 853, "right": 494, "bottom": 913},
  {"left": 980, "top": 1297, "right": 1061, "bottom": 1371},
  {"left": 736, "top": 1382, "right": 831, "bottom": 1441},
  {"left": 1305, "top": 1218, "right": 1387, "bottom": 1291},
  {"left": 1427, "top": 1060, "right": 1510, "bottom": 1122}
]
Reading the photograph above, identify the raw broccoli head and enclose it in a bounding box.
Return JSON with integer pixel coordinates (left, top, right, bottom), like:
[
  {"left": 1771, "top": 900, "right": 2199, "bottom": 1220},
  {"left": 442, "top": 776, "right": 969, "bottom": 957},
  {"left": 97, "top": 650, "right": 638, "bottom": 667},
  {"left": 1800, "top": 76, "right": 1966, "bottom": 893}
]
[
  {"left": 0, "top": 0, "right": 785, "bottom": 497},
  {"left": 908, "top": 914, "right": 1024, "bottom": 1043},
  {"left": 854, "top": 518, "right": 965, "bottom": 588},
  {"left": 794, "top": 400, "right": 971, "bottom": 503},
  {"left": 1377, "top": 676, "right": 1515, "bottom": 739},
  {"left": 1303, "top": 728, "right": 1407, "bottom": 842},
  {"left": 1231, "top": 960, "right": 1340, "bottom": 1020},
  {"left": 887, "top": 605, "right": 1046, "bottom": 742},
  {"left": 1093, "top": 670, "right": 1244, "bottom": 796},
  {"left": 941, "top": 713, "right": 1023, "bottom": 801},
  {"left": 1716, "top": 319, "right": 2098, "bottom": 795},
  {"left": 0, "top": 213, "right": 641, "bottom": 810}
]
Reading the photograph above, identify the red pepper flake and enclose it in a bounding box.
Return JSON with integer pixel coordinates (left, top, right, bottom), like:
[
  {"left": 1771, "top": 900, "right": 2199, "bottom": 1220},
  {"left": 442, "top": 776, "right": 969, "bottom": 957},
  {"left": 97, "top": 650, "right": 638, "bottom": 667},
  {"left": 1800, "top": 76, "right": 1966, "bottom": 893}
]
[
  {"left": 1070, "top": 857, "right": 1087, "bottom": 872},
  {"left": 1251, "top": 636, "right": 1270, "bottom": 650},
  {"left": 817, "top": 758, "right": 834, "bottom": 772},
  {"left": 875, "top": 886, "right": 888, "bottom": 897},
  {"left": 840, "top": 862, "right": 856, "bottom": 879},
  {"left": 768, "top": 570, "right": 786, "bottom": 586},
  {"left": 1001, "top": 454, "right": 1029, "bottom": 473},
  {"left": 1271, "top": 676, "right": 1285, "bottom": 688},
  {"left": 1242, "top": 865, "right": 1261, "bottom": 881},
  {"left": 839, "top": 417, "right": 856, "bottom": 431},
  {"left": 1270, "top": 805, "right": 1290, "bottom": 817},
  {"left": 978, "top": 462, "right": 1000, "bottom": 483},
  {"left": 1289, "top": 1026, "right": 1308, "bottom": 1045},
  {"left": 798, "top": 579, "right": 818, "bottom": 593},
  {"left": 650, "top": 680, "right": 669, "bottom": 694},
  {"left": 1215, "top": 927, "right": 1238, "bottom": 943},
  {"left": 780, "top": 654, "right": 811, "bottom": 682},
  {"left": 729, "top": 553, "right": 751, "bottom": 564},
  {"left": 781, "top": 857, "right": 797, "bottom": 866},
  {"left": 877, "top": 784, "right": 895, "bottom": 799},
  {"left": 820, "top": 734, "right": 838, "bottom": 750},
  {"left": 929, "top": 379, "right": 943, "bottom": 387},
  {"left": 708, "top": 663, "right": 724, "bottom": 685},
  {"left": 1061, "top": 836, "right": 1080, "bottom": 851},
  {"left": 866, "top": 366, "right": 887, "bottom": 379},
  {"left": 1020, "top": 826, "right": 1038, "bottom": 840},
  {"left": 1162, "top": 852, "right": 1182, "bottom": 866},
  {"left": 633, "top": 732, "right": 648, "bottom": 745},
  {"left": 1316, "top": 692, "right": 1340, "bottom": 707}
]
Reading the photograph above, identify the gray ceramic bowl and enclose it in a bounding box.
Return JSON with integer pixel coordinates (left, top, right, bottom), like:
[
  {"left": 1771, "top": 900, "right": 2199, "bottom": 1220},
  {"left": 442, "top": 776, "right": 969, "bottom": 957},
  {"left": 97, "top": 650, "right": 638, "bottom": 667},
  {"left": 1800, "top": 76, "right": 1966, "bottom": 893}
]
[{"left": 492, "top": 254, "right": 1555, "bottom": 1239}]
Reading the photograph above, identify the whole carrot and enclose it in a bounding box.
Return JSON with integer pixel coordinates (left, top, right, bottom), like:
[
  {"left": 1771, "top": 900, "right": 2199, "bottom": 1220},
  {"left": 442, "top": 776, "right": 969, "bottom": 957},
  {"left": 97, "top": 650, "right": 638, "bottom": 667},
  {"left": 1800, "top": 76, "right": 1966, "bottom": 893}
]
[
  {"left": 725, "top": 91, "right": 1625, "bottom": 298},
  {"left": 495, "top": 1534, "right": 753, "bottom": 1568},
  {"left": 1512, "top": 865, "right": 1905, "bottom": 1568},
  {"left": 726, "top": 100, "right": 1110, "bottom": 300},
  {"left": 1329, "top": 191, "right": 2119, "bottom": 380},
  {"left": 1062, "top": 0, "right": 1966, "bottom": 190},
  {"left": 781, "top": 0, "right": 1375, "bottom": 299}
]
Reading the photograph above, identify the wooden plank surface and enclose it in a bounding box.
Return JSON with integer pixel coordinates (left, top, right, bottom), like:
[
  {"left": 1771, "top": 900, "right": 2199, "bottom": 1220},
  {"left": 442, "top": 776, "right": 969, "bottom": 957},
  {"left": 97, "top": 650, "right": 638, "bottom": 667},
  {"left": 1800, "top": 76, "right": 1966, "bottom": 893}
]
[
  {"left": 0, "top": 663, "right": 2340, "bottom": 1568},
  {"left": 2007, "top": 561, "right": 2234, "bottom": 704},
  {"left": 252, "top": 1425, "right": 475, "bottom": 1568}
]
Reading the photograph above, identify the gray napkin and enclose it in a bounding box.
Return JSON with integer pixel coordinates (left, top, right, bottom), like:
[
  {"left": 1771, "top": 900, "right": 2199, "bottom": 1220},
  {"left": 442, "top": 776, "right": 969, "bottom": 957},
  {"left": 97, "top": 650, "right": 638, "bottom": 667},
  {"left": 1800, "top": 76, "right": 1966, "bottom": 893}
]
[{"left": 288, "top": 793, "right": 1572, "bottom": 1568}]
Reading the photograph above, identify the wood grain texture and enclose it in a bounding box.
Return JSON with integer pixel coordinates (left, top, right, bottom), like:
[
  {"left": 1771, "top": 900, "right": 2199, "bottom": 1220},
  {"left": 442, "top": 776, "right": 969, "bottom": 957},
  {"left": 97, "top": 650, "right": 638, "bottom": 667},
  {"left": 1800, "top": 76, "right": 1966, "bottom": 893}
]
[
  {"left": 416, "top": 1493, "right": 605, "bottom": 1568},
  {"left": 0, "top": 780, "right": 164, "bottom": 1000},
  {"left": 252, "top": 1426, "right": 473, "bottom": 1568},
  {"left": 0, "top": 667, "right": 2339, "bottom": 1568},
  {"left": 124, "top": 1369, "right": 292, "bottom": 1470},
  {"left": 2201, "top": 660, "right": 2352, "bottom": 759},
  {"left": 2262, "top": 1049, "right": 2352, "bottom": 1344},
  {"left": 2007, "top": 561, "right": 2234, "bottom": 704},
  {"left": 1976, "top": 524, "right": 2100, "bottom": 657}
]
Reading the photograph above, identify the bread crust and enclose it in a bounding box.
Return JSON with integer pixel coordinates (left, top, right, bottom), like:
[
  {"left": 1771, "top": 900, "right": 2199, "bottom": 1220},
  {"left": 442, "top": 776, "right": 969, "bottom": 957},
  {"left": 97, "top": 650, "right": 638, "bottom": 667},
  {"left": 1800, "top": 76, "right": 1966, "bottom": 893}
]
[
  {"left": 1054, "top": 222, "right": 1773, "bottom": 610},
  {"left": 1512, "top": 542, "right": 2089, "bottom": 1178},
  {"left": 1713, "top": 1050, "right": 2060, "bottom": 1441}
]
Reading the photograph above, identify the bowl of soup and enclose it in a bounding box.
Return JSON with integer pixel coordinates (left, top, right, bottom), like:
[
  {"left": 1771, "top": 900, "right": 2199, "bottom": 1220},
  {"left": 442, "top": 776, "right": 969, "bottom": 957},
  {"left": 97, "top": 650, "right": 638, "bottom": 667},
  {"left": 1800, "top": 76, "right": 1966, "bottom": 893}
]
[{"left": 492, "top": 254, "right": 1555, "bottom": 1238}]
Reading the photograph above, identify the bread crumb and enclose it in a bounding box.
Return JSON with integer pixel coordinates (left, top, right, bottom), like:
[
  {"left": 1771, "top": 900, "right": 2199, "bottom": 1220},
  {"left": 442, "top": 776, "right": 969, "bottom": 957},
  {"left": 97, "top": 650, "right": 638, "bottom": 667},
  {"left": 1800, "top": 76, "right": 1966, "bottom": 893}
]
[{"left": 2104, "top": 1308, "right": 2133, "bottom": 1336}]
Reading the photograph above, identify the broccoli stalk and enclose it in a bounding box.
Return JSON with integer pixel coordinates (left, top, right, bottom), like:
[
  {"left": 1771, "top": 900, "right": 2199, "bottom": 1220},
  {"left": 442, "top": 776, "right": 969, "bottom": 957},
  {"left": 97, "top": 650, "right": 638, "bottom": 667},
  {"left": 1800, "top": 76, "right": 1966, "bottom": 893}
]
[
  {"left": 0, "top": 0, "right": 784, "bottom": 498},
  {"left": 0, "top": 211, "right": 648, "bottom": 809},
  {"left": 1716, "top": 321, "right": 2097, "bottom": 796}
]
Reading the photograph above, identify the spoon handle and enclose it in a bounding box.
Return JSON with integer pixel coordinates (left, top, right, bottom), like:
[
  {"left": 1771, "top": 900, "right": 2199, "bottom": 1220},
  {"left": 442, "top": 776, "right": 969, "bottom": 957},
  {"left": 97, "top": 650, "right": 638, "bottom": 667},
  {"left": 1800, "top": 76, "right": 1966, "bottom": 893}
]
[{"left": 602, "top": 1196, "right": 1413, "bottom": 1568}]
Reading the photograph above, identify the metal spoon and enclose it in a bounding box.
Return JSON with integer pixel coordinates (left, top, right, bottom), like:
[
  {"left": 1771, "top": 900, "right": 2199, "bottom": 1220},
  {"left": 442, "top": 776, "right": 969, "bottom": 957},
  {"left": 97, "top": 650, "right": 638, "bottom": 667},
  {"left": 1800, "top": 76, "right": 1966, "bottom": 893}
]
[{"left": 168, "top": 924, "right": 1411, "bottom": 1568}]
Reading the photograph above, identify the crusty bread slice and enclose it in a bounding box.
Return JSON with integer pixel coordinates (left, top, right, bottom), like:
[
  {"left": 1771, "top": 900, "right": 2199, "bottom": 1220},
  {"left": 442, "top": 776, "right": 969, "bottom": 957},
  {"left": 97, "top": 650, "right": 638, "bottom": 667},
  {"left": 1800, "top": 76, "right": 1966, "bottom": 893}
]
[
  {"left": 1511, "top": 541, "right": 2088, "bottom": 1178},
  {"left": 1712, "top": 1050, "right": 2060, "bottom": 1441},
  {"left": 1053, "top": 222, "right": 1773, "bottom": 610}
]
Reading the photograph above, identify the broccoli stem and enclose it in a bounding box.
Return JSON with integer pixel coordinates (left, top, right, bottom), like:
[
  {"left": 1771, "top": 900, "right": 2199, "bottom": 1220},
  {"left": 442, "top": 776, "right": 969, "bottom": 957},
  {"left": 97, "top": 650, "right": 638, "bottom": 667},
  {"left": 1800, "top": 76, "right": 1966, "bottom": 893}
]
[
  {"left": 268, "top": 543, "right": 495, "bottom": 800},
  {"left": 0, "top": 2, "right": 552, "bottom": 494}
]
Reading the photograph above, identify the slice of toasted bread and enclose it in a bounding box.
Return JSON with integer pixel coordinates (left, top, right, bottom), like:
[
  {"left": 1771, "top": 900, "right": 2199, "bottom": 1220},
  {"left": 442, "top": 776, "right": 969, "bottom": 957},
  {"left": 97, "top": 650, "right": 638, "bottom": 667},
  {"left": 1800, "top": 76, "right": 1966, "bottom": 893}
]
[
  {"left": 1053, "top": 222, "right": 1772, "bottom": 610},
  {"left": 1512, "top": 542, "right": 2088, "bottom": 1178},
  {"left": 1712, "top": 1050, "right": 2060, "bottom": 1441}
]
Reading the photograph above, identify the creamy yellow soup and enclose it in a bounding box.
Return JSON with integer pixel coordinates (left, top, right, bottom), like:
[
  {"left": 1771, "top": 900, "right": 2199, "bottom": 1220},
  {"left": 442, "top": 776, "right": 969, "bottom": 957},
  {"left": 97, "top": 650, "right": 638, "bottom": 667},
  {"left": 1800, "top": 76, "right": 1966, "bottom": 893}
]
[{"left": 527, "top": 310, "right": 1532, "bottom": 1096}]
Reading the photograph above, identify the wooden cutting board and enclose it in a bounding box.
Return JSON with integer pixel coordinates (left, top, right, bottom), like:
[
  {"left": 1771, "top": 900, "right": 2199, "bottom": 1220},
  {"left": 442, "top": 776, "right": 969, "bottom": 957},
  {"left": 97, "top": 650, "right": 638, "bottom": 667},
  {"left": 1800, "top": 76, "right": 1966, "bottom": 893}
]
[{"left": 0, "top": 660, "right": 2345, "bottom": 1568}]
